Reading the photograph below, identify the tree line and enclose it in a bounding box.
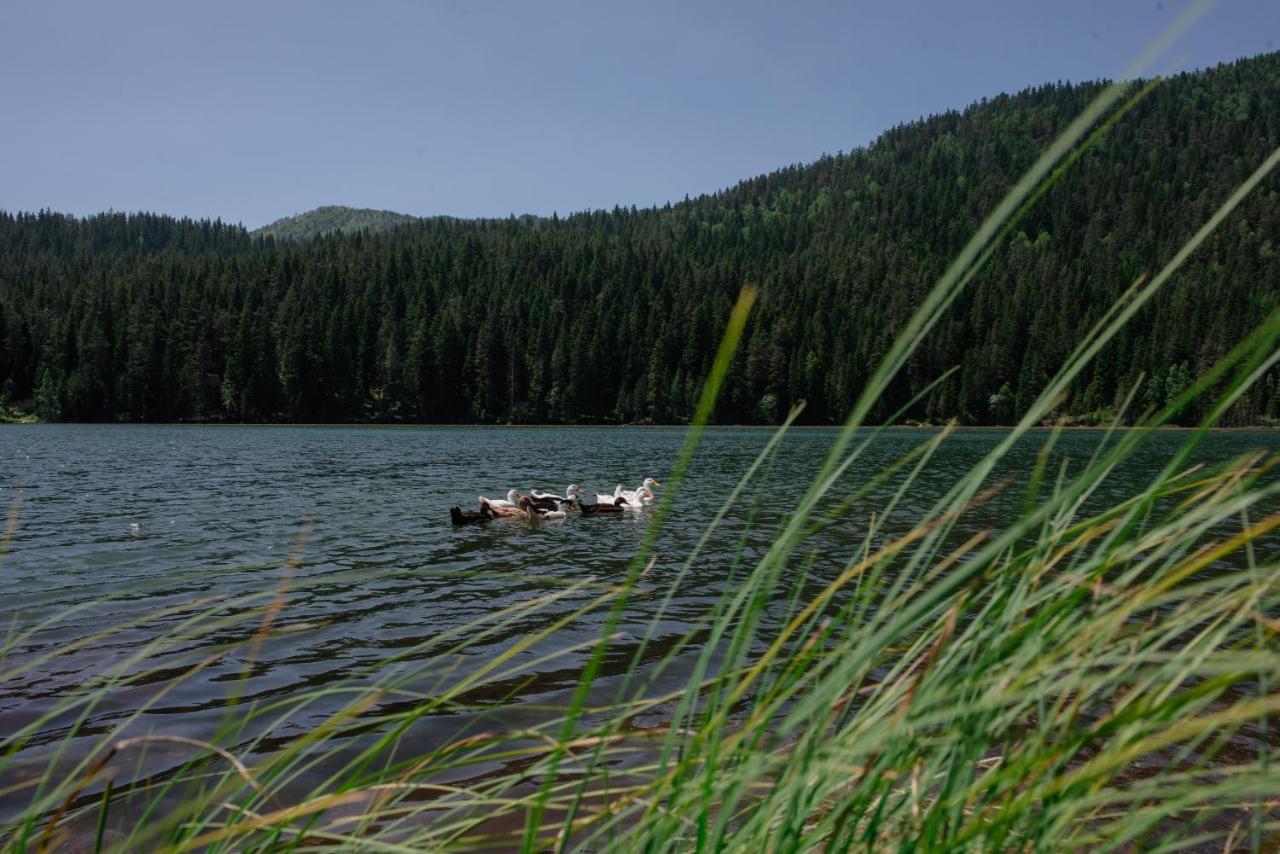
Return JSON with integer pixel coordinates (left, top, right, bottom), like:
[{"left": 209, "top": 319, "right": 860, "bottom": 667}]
[{"left": 1, "top": 52, "right": 1278, "bottom": 426}]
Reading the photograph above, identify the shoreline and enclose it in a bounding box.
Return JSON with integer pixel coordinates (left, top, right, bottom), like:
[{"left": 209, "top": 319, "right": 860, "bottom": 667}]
[{"left": 3, "top": 420, "right": 1278, "bottom": 432}]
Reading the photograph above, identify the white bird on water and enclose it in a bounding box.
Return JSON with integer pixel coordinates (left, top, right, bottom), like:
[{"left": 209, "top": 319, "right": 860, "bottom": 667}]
[
  {"left": 478, "top": 488, "right": 522, "bottom": 508},
  {"left": 615, "top": 478, "right": 661, "bottom": 506},
  {"left": 527, "top": 504, "right": 569, "bottom": 520},
  {"left": 530, "top": 485, "right": 584, "bottom": 508}
]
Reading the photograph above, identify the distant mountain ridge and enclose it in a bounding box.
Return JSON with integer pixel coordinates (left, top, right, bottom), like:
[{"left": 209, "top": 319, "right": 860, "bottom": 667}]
[{"left": 253, "top": 206, "right": 419, "bottom": 240}]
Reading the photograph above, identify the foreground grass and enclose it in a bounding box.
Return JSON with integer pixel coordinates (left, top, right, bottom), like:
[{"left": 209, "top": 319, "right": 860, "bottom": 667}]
[
  {"left": 4, "top": 40, "right": 1280, "bottom": 854},
  {"left": 3, "top": 425, "right": 1277, "bottom": 851}
]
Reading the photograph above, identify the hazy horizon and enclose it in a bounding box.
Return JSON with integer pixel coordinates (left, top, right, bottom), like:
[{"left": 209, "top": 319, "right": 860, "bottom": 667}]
[{"left": 3, "top": 0, "right": 1277, "bottom": 228}]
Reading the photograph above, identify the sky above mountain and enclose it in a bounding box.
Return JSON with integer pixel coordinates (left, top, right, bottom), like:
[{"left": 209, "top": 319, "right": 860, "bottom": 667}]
[{"left": 2, "top": 0, "right": 1276, "bottom": 228}]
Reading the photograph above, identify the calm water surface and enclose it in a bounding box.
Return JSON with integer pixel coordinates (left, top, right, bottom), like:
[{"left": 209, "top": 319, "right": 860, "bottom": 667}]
[{"left": 1, "top": 425, "right": 1277, "bottom": 826}]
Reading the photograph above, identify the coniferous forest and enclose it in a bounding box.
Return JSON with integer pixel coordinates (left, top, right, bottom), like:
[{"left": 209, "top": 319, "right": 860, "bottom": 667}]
[{"left": 2, "top": 53, "right": 1279, "bottom": 426}]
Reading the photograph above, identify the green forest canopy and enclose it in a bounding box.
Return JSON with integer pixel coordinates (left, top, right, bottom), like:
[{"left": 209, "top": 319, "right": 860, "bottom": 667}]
[{"left": 1, "top": 52, "right": 1278, "bottom": 426}]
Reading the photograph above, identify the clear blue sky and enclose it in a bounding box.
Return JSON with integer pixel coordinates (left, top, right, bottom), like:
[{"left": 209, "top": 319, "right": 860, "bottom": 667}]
[{"left": 2, "top": 0, "right": 1276, "bottom": 228}]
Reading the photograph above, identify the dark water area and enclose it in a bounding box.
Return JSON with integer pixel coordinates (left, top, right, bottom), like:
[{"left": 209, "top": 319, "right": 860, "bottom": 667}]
[{"left": 1, "top": 424, "right": 1278, "bottom": 834}]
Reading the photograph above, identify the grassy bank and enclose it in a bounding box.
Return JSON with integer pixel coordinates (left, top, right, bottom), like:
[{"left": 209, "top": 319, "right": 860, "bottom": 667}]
[{"left": 4, "top": 62, "right": 1280, "bottom": 854}]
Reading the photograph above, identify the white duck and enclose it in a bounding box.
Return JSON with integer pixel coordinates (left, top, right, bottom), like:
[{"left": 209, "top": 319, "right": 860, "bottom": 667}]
[
  {"left": 478, "top": 488, "right": 522, "bottom": 508},
  {"left": 615, "top": 478, "right": 661, "bottom": 506},
  {"left": 591, "top": 487, "right": 625, "bottom": 505},
  {"left": 530, "top": 485, "right": 584, "bottom": 509},
  {"left": 527, "top": 503, "right": 568, "bottom": 521}
]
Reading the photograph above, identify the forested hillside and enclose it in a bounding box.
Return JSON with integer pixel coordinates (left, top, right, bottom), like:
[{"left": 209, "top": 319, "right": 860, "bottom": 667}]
[
  {"left": 2, "top": 53, "right": 1279, "bottom": 425},
  {"left": 253, "top": 206, "right": 421, "bottom": 241}
]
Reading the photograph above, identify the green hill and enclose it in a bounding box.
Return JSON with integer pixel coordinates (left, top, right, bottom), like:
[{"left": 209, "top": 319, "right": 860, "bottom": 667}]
[
  {"left": 252, "top": 206, "right": 420, "bottom": 241},
  {"left": 1, "top": 52, "right": 1278, "bottom": 425}
]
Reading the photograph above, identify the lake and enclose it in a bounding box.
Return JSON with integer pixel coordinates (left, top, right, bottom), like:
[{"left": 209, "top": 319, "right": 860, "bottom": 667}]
[{"left": 1, "top": 424, "right": 1277, "bottom": 832}]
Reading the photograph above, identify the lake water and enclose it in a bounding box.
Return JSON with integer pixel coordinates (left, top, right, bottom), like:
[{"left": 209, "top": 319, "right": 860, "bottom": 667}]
[{"left": 1, "top": 424, "right": 1277, "bottom": 832}]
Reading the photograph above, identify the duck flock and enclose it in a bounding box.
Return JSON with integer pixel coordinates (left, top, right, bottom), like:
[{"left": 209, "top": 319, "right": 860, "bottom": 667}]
[{"left": 450, "top": 478, "right": 661, "bottom": 525}]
